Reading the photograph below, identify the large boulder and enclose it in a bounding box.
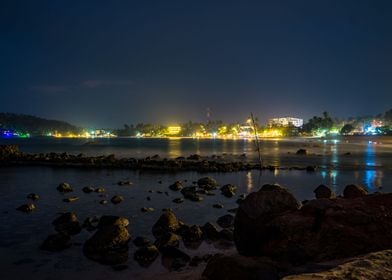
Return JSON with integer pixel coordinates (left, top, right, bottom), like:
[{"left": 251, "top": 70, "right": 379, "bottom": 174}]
[
  {"left": 152, "top": 210, "right": 180, "bottom": 238},
  {"left": 83, "top": 216, "right": 131, "bottom": 265},
  {"left": 235, "top": 191, "right": 392, "bottom": 265},
  {"left": 234, "top": 184, "right": 301, "bottom": 255}
]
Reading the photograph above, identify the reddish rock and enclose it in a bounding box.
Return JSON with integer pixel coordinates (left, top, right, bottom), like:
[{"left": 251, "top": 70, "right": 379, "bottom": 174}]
[{"left": 234, "top": 190, "right": 392, "bottom": 265}]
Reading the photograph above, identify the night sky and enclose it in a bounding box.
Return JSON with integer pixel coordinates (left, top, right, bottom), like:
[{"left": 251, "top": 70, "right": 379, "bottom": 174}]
[{"left": 1, "top": 0, "right": 391, "bottom": 127}]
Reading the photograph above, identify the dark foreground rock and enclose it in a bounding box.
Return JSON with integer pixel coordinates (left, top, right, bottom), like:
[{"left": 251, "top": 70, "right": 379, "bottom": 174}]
[
  {"left": 282, "top": 250, "right": 392, "bottom": 280},
  {"left": 234, "top": 184, "right": 392, "bottom": 265},
  {"left": 83, "top": 216, "right": 131, "bottom": 265},
  {"left": 57, "top": 182, "right": 73, "bottom": 193}
]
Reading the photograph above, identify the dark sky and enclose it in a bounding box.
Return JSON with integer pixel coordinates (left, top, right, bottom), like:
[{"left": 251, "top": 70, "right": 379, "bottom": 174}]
[{"left": 1, "top": 0, "right": 391, "bottom": 127}]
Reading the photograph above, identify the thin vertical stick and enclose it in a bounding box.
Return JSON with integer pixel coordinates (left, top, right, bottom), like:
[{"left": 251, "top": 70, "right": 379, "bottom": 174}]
[{"left": 251, "top": 112, "right": 262, "bottom": 169}]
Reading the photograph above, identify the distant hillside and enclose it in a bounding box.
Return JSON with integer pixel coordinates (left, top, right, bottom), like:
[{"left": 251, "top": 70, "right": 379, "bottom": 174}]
[{"left": 0, "top": 113, "right": 80, "bottom": 136}]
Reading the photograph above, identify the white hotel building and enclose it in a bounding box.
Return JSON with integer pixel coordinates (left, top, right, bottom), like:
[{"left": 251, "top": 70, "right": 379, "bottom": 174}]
[{"left": 268, "top": 117, "right": 304, "bottom": 128}]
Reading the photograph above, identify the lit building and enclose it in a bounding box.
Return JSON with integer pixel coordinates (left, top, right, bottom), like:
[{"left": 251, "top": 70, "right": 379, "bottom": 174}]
[
  {"left": 268, "top": 117, "right": 303, "bottom": 128},
  {"left": 166, "top": 126, "right": 181, "bottom": 135}
]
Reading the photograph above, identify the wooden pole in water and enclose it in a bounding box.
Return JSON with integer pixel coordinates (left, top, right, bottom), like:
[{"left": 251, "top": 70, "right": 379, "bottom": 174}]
[{"left": 251, "top": 112, "right": 262, "bottom": 169}]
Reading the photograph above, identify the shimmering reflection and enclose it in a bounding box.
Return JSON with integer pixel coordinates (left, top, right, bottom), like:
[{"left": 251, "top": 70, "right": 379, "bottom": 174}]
[
  {"left": 330, "top": 141, "right": 339, "bottom": 165},
  {"left": 168, "top": 138, "right": 181, "bottom": 158},
  {"left": 364, "top": 170, "right": 383, "bottom": 191},
  {"left": 365, "top": 141, "right": 376, "bottom": 167},
  {"left": 246, "top": 171, "right": 253, "bottom": 192}
]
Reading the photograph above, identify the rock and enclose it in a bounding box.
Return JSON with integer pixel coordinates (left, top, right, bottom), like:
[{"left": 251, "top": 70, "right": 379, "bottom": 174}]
[
  {"left": 306, "top": 165, "right": 316, "bottom": 172},
  {"left": 40, "top": 232, "right": 71, "bottom": 252},
  {"left": 63, "top": 196, "right": 79, "bottom": 203},
  {"left": 219, "top": 228, "right": 234, "bottom": 241},
  {"left": 27, "top": 193, "right": 39, "bottom": 200},
  {"left": 99, "top": 199, "right": 108, "bottom": 205},
  {"left": 52, "top": 212, "right": 82, "bottom": 235},
  {"left": 213, "top": 203, "right": 224, "bottom": 209},
  {"left": 134, "top": 245, "right": 159, "bottom": 267},
  {"left": 154, "top": 232, "right": 180, "bottom": 249},
  {"left": 133, "top": 236, "right": 152, "bottom": 248},
  {"left": 234, "top": 184, "right": 301, "bottom": 256},
  {"left": 220, "top": 184, "right": 237, "bottom": 198},
  {"left": 296, "top": 149, "right": 307, "bottom": 155},
  {"left": 117, "top": 180, "right": 132, "bottom": 186},
  {"left": 172, "top": 198, "right": 184, "bottom": 204},
  {"left": 202, "top": 222, "right": 220, "bottom": 241},
  {"left": 112, "top": 264, "right": 128, "bottom": 271},
  {"left": 217, "top": 214, "right": 234, "bottom": 228},
  {"left": 282, "top": 250, "right": 392, "bottom": 280},
  {"left": 202, "top": 254, "right": 279, "bottom": 280},
  {"left": 83, "top": 216, "right": 100, "bottom": 231},
  {"left": 97, "top": 216, "right": 129, "bottom": 229},
  {"left": 189, "top": 255, "right": 203, "bottom": 267},
  {"left": 343, "top": 184, "right": 368, "bottom": 198},
  {"left": 181, "top": 186, "right": 204, "bottom": 201},
  {"left": 141, "top": 207, "right": 155, "bottom": 213},
  {"left": 16, "top": 203, "right": 36, "bottom": 213},
  {"left": 83, "top": 216, "right": 131, "bottom": 265},
  {"left": 180, "top": 225, "right": 203, "bottom": 244},
  {"left": 169, "top": 181, "right": 183, "bottom": 191},
  {"left": 152, "top": 210, "right": 180, "bottom": 238},
  {"left": 82, "top": 186, "right": 95, "bottom": 193},
  {"left": 235, "top": 192, "right": 392, "bottom": 265},
  {"left": 95, "top": 187, "right": 105, "bottom": 193},
  {"left": 197, "top": 177, "right": 218, "bottom": 190},
  {"left": 161, "top": 246, "right": 191, "bottom": 271},
  {"left": 0, "top": 144, "right": 20, "bottom": 159},
  {"left": 314, "top": 184, "right": 335, "bottom": 199},
  {"left": 187, "top": 154, "right": 201, "bottom": 160},
  {"left": 111, "top": 195, "right": 124, "bottom": 204},
  {"left": 57, "top": 182, "right": 73, "bottom": 193}
]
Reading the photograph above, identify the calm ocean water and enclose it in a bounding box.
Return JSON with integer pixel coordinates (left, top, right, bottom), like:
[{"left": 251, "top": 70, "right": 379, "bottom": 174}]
[{"left": 0, "top": 136, "right": 391, "bottom": 279}]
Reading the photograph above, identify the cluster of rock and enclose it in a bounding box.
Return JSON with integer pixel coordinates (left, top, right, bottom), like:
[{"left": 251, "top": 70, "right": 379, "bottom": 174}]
[
  {"left": 203, "top": 183, "right": 392, "bottom": 279},
  {"left": 133, "top": 209, "right": 234, "bottom": 271},
  {"left": 0, "top": 145, "right": 317, "bottom": 172}
]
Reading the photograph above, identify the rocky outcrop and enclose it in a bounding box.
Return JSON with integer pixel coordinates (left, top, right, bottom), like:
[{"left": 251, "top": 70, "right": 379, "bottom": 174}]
[
  {"left": 197, "top": 177, "right": 218, "bottom": 190},
  {"left": 234, "top": 184, "right": 392, "bottom": 265},
  {"left": 0, "top": 145, "right": 20, "bottom": 159},
  {"left": 234, "top": 184, "right": 301, "bottom": 255},
  {"left": 83, "top": 216, "right": 131, "bottom": 265}
]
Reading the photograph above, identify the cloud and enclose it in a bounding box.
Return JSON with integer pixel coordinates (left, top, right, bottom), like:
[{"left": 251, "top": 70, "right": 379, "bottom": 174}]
[{"left": 82, "top": 79, "right": 133, "bottom": 88}]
